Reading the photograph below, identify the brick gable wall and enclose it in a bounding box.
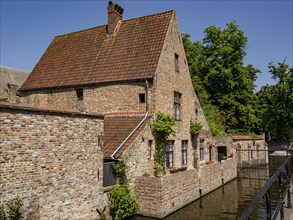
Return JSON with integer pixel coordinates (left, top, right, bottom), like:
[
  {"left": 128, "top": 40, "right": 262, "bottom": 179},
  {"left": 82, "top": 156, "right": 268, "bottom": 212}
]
[{"left": 153, "top": 12, "right": 212, "bottom": 170}]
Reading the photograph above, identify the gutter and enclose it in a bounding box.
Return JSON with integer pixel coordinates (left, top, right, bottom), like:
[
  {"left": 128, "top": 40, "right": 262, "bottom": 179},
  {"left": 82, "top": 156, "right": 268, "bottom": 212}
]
[{"left": 110, "top": 112, "right": 148, "bottom": 159}]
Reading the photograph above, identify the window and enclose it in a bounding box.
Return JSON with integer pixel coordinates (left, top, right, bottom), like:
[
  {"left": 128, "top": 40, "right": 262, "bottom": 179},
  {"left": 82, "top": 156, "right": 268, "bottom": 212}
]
[
  {"left": 139, "top": 93, "right": 145, "bottom": 103},
  {"left": 182, "top": 140, "right": 188, "bottom": 165},
  {"left": 148, "top": 140, "right": 152, "bottom": 159},
  {"left": 76, "top": 88, "right": 84, "bottom": 101},
  {"left": 166, "top": 141, "right": 174, "bottom": 168},
  {"left": 200, "top": 139, "right": 204, "bottom": 161},
  {"left": 174, "top": 92, "right": 181, "bottom": 120},
  {"left": 175, "top": 53, "right": 179, "bottom": 72}
]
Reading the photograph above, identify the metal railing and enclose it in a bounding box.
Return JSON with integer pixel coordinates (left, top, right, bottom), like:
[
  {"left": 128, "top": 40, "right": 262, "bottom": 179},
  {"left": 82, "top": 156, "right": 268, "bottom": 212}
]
[{"left": 238, "top": 156, "right": 292, "bottom": 220}]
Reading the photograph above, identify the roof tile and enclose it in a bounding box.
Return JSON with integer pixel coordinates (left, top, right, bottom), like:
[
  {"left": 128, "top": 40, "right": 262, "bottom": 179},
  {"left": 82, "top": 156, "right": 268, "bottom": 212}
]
[
  {"left": 21, "top": 10, "right": 174, "bottom": 90},
  {"left": 103, "top": 115, "right": 148, "bottom": 158}
]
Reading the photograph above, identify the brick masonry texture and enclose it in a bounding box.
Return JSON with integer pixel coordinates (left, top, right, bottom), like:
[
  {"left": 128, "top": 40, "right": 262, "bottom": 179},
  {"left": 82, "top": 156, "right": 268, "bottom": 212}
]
[
  {"left": 135, "top": 157, "right": 238, "bottom": 218},
  {"left": 21, "top": 81, "right": 155, "bottom": 115},
  {"left": 0, "top": 105, "right": 105, "bottom": 220},
  {"left": 152, "top": 12, "right": 213, "bottom": 171}
]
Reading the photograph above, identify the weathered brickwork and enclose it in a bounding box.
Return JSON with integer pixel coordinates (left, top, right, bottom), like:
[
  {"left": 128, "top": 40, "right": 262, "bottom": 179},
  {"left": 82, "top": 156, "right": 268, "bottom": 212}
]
[
  {"left": 120, "top": 123, "right": 150, "bottom": 185},
  {"left": 135, "top": 158, "right": 238, "bottom": 218},
  {"left": 151, "top": 12, "right": 212, "bottom": 171},
  {"left": 234, "top": 139, "right": 268, "bottom": 168},
  {"left": 21, "top": 81, "right": 155, "bottom": 115},
  {"left": 0, "top": 104, "right": 105, "bottom": 220}
]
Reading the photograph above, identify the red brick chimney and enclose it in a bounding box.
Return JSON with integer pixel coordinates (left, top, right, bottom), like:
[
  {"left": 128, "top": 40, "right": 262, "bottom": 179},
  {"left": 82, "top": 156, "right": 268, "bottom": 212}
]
[{"left": 107, "top": 1, "right": 124, "bottom": 35}]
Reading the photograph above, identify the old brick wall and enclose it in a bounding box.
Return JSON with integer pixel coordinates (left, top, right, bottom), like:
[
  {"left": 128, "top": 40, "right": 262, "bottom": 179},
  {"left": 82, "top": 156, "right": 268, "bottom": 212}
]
[
  {"left": 135, "top": 157, "right": 238, "bottom": 218},
  {"left": 21, "top": 81, "right": 155, "bottom": 115},
  {"left": 121, "top": 123, "right": 150, "bottom": 185},
  {"left": 235, "top": 139, "right": 268, "bottom": 168},
  {"left": 0, "top": 103, "right": 106, "bottom": 220},
  {"left": 153, "top": 12, "right": 212, "bottom": 171}
]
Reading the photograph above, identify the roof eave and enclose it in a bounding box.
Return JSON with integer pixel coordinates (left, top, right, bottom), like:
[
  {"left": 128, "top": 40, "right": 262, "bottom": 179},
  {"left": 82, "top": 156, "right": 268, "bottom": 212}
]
[{"left": 20, "top": 77, "right": 154, "bottom": 92}]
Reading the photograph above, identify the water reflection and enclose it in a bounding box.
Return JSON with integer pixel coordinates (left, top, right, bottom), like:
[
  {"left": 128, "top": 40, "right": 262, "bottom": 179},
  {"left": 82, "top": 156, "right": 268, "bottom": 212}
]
[{"left": 135, "top": 156, "right": 288, "bottom": 220}]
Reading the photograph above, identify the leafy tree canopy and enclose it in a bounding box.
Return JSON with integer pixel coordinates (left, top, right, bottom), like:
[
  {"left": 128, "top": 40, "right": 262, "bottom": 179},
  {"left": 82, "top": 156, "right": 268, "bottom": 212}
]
[
  {"left": 183, "top": 22, "right": 260, "bottom": 134},
  {"left": 256, "top": 61, "right": 293, "bottom": 141}
]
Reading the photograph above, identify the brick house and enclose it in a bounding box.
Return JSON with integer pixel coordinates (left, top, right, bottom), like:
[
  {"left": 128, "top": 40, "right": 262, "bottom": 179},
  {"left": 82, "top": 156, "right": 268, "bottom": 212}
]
[
  {"left": 14, "top": 1, "right": 253, "bottom": 218},
  {"left": 20, "top": 1, "right": 213, "bottom": 177}
]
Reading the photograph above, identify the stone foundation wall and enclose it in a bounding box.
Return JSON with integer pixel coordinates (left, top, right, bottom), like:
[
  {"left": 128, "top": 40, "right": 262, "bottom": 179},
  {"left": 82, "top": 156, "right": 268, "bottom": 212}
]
[
  {"left": 135, "top": 157, "right": 238, "bottom": 218},
  {"left": 0, "top": 103, "right": 106, "bottom": 220}
]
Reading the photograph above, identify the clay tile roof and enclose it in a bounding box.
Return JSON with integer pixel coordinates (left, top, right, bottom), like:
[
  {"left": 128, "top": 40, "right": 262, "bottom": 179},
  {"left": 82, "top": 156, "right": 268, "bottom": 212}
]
[
  {"left": 21, "top": 10, "right": 174, "bottom": 91},
  {"left": 103, "top": 114, "right": 148, "bottom": 159}
]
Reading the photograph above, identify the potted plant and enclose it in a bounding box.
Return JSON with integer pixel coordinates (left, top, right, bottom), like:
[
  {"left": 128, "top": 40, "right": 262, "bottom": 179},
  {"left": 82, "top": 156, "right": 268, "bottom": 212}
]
[
  {"left": 206, "top": 160, "right": 214, "bottom": 165},
  {"left": 154, "top": 163, "right": 165, "bottom": 177}
]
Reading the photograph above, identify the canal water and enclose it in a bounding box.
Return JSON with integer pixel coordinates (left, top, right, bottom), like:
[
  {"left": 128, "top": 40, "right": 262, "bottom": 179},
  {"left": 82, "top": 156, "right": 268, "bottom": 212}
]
[{"left": 135, "top": 155, "right": 289, "bottom": 220}]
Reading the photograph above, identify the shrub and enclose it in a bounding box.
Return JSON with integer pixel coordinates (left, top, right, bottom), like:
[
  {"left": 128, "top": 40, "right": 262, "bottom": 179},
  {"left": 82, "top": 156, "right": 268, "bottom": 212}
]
[
  {"left": 0, "top": 197, "right": 22, "bottom": 220},
  {"left": 109, "top": 184, "right": 139, "bottom": 220}
]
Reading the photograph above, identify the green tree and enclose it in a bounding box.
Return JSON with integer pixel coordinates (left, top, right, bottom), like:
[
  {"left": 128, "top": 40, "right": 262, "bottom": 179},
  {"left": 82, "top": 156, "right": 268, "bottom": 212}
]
[
  {"left": 257, "top": 61, "right": 293, "bottom": 141},
  {"left": 183, "top": 22, "right": 260, "bottom": 134}
]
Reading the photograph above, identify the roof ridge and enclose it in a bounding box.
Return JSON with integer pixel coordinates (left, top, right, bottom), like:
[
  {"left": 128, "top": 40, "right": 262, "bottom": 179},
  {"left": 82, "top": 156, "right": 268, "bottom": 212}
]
[
  {"left": 123, "top": 9, "right": 174, "bottom": 23},
  {"left": 55, "top": 25, "right": 106, "bottom": 38},
  {"left": 55, "top": 10, "right": 174, "bottom": 38},
  {"left": 0, "top": 65, "right": 30, "bottom": 73}
]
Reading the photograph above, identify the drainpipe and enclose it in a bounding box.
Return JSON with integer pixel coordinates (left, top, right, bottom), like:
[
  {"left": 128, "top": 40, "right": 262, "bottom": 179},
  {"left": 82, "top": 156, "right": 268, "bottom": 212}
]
[
  {"left": 110, "top": 112, "right": 148, "bottom": 159},
  {"left": 145, "top": 79, "right": 149, "bottom": 112}
]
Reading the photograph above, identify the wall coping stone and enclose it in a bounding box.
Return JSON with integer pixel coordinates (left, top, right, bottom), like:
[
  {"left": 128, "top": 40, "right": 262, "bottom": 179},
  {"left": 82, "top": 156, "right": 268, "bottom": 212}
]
[{"left": 0, "top": 101, "right": 104, "bottom": 118}]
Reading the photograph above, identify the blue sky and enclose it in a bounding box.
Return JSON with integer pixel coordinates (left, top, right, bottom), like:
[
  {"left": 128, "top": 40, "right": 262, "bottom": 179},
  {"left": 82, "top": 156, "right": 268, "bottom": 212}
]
[{"left": 1, "top": 0, "right": 292, "bottom": 90}]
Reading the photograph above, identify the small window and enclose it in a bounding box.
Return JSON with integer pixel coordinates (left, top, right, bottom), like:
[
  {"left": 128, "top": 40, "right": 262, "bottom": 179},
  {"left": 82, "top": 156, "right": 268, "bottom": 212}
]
[
  {"left": 139, "top": 93, "right": 145, "bottom": 103},
  {"left": 166, "top": 141, "right": 174, "bottom": 168},
  {"left": 174, "top": 92, "right": 181, "bottom": 120},
  {"left": 148, "top": 140, "right": 153, "bottom": 159},
  {"left": 76, "top": 88, "right": 83, "bottom": 101},
  {"left": 175, "top": 53, "right": 179, "bottom": 72},
  {"left": 200, "top": 139, "right": 204, "bottom": 161},
  {"left": 195, "top": 109, "right": 198, "bottom": 120},
  {"left": 182, "top": 140, "right": 188, "bottom": 165}
]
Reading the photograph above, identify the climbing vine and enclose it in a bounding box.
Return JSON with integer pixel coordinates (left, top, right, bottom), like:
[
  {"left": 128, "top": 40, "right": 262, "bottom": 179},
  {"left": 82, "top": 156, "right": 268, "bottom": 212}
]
[
  {"left": 193, "top": 150, "right": 199, "bottom": 170},
  {"left": 151, "top": 112, "right": 175, "bottom": 175},
  {"left": 190, "top": 120, "right": 202, "bottom": 137},
  {"left": 113, "top": 160, "right": 127, "bottom": 184}
]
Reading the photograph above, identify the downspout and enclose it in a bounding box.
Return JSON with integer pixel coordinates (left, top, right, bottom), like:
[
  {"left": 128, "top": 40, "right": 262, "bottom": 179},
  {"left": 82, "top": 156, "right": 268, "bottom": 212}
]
[
  {"left": 110, "top": 112, "right": 148, "bottom": 159},
  {"left": 145, "top": 79, "right": 149, "bottom": 112}
]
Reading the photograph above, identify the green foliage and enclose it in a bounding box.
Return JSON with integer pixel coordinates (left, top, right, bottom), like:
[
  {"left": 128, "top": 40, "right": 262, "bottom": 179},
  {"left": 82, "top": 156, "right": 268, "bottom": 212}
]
[
  {"left": 109, "top": 184, "right": 139, "bottom": 220},
  {"left": 151, "top": 112, "right": 175, "bottom": 173},
  {"left": 193, "top": 151, "right": 199, "bottom": 170},
  {"left": 0, "top": 205, "right": 6, "bottom": 220},
  {"left": 96, "top": 207, "right": 106, "bottom": 220},
  {"left": 256, "top": 61, "right": 293, "bottom": 141},
  {"left": 113, "top": 161, "right": 127, "bottom": 184},
  {"left": 190, "top": 120, "right": 202, "bottom": 136},
  {"left": 151, "top": 112, "right": 175, "bottom": 137},
  {"left": 182, "top": 22, "right": 260, "bottom": 134},
  {"left": 0, "top": 197, "right": 22, "bottom": 220}
]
